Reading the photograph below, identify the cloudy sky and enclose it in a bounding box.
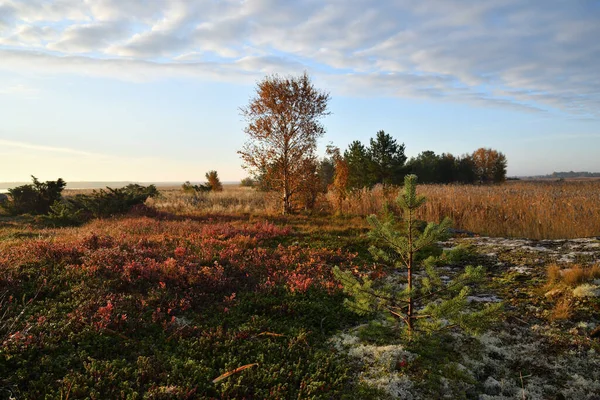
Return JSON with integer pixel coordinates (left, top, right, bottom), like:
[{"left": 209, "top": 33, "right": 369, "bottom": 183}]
[{"left": 1, "top": 0, "right": 599, "bottom": 182}]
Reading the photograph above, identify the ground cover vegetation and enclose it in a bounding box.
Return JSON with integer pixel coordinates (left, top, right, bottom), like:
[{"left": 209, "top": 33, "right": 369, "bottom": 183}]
[
  {"left": 2, "top": 185, "right": 600, "bottom": 398},
  {"left": 2, "top": 72, "right": 600, "bottom": 398}
]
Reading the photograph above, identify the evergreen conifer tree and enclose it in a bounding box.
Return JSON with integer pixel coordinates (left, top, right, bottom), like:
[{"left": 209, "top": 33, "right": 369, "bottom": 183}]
[{"left": 334, "top": 174, "right": 500, "bottom": 338}]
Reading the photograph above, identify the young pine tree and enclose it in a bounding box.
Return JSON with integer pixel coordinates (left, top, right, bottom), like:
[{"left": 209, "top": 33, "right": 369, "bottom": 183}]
[
  {"left": 205, "top": 171, "right": 223, "bottom": 192},
  {"left": 334, "top": 174, "right": 500, "bottom": 338}
]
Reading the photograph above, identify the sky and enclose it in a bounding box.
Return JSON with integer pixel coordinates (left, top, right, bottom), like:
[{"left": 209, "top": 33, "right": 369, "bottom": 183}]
[{"left": 1, "top": 0, "right": 599, "bottom": 182}]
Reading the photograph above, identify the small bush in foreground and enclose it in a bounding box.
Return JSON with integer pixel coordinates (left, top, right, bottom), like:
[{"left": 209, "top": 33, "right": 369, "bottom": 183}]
[{"left": 335, "top": 174, "right": 501, "bottom": 338}]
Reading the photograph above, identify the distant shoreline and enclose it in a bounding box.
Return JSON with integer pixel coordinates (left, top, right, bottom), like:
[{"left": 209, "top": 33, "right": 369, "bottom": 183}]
[{"left": 0, "top": 181, "right": 241, "bottom": 193}]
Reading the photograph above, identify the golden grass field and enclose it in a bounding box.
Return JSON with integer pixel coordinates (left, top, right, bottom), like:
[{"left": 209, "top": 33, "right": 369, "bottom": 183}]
[{"left": 139, "top": 180, "right": 600, "bottom": 240}]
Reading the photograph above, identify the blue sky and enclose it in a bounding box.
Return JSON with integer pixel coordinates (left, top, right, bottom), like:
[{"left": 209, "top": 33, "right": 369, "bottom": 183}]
[{"left": 1, "top": 0, "right": 599, "bottom": 182}]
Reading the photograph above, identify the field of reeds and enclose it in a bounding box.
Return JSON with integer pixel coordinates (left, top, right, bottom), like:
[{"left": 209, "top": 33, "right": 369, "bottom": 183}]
[
  {"left": 340, "top": 180, "right": 600, "bottom": 239},
  {"left": 145, "top": 180, "right": 600, "bottom": 240}
]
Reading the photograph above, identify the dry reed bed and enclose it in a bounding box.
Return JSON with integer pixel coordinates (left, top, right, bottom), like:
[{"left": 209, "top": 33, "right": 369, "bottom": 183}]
[
  {"left": 338, "top": 181, "right": 600, "bottom": 239},
  {"left": 147, "top": 181, "right": 600, "bottom": 240}
]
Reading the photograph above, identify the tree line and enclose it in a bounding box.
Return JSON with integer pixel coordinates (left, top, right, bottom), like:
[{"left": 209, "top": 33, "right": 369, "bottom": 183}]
[
  {"left": 239, "top": 72, "right": 507, "bottom": 214},
  {"left": 318, "top": 133, "right": 506, "bottom": 189}
]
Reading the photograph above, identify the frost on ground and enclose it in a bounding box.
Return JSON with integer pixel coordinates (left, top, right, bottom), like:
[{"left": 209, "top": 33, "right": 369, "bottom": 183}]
[{"left": 332, "top": 236, "right": 600, "bottom": 399}]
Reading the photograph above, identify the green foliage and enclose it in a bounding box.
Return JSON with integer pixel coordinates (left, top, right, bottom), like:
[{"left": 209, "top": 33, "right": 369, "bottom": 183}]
[
  {"left": 406, "top": 151, "right": 441, "bottom": 183},
  {"left": 440, "top": 244, "right": 476, "bottom": 264},
  {"left": 182, "top": 181, "right": 211, "bottom": 193},
  {"left": 317, "top": 156, "right": 335, "bottom": 193},
  {"left": 240, "top": 177, "right": 256, "bottom": 187},
  {"left": 404, "top": 148, "right": 508, "bottom": 185},
  {"left": 367, "top": 130, "right": 407, "bottom": 186},
  {"left": 1, "top": 176, "right": 66, "bottom": 215},
  {"left": 343, "top": 132, "right": 407, "bottom": 189},
  {"left": 71, "top": 184, "right": 159, "bottom": 218},
  {"left": 45, "top": 184, "right": 159, "bottom": 225},
  {"left": 344, "top": 140, "right": 372, "bottom": 189},
  {"left": 43, "top": 200, "right": 84, "bottom": 226},
  {"left": 335, "top": 174, "right": 501, "bottom": 337}
]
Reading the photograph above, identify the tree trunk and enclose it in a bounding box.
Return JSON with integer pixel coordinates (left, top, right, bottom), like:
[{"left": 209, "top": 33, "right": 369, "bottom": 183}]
[
  {"left": 407, "top": 207, "right": 414, "bottom": 334},
  {"left": 282, "top": 189, "right": 290, "bottom": 215},
  {"left": 407, "top": 250, "right": 413, "bottom": 333}
]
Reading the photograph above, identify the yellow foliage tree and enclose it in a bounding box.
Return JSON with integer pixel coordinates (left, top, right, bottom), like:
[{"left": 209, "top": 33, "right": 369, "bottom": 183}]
[
  {"left": 238, "top": 72, "right": 330, "bottom": 214},
  {"left": 471, "top": 148, "right": 507, "bottom": 183},
  {"left": 326, "top": 145, "right": 349, "bottom": 215}
]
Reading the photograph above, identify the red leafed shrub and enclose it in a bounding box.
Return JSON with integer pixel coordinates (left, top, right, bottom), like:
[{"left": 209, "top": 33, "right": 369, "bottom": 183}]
[{"left": 0, "top": 216, "right": 369, "bottom": 349}]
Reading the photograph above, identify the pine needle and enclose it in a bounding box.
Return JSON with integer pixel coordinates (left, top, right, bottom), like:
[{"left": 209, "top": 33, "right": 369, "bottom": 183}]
[
  {"left": 212, "top": 363, "right": 259, "bottom": 383},
  {"left": 256, "top": 331, "right": 285, "bottom": 337}
]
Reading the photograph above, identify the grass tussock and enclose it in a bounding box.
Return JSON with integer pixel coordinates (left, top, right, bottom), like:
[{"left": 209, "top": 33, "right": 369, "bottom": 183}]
[
  {"left": 547, "top": 264, "right": 562, "bottom": 286},
  {"left": 545, "top": 263, "right": 600, "bottom": 321},
  {"left": 550, "top": 297, "right": 574, "bottom": 321},
  {"left": 561, "top": 264, "right": 600, "bottom": 286},
  {"left": 544, "top": 263, "right": 600, "bottom": 290}
]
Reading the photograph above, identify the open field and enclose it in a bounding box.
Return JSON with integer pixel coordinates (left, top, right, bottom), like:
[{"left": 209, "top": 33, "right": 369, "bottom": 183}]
[
  {"left": 146, "top": 180, "right": 600, "bottom": 239},
  {"left": 2, "top": 182, "right": 600, "bottom": 398}
]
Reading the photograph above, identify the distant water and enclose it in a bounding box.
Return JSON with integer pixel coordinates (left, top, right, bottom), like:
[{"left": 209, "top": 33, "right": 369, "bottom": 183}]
[{"left": 0, "top": 181, "right": 240, "bottom": 194}]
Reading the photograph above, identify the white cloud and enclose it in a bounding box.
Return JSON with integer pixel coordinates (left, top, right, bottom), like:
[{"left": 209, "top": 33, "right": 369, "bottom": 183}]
[
  {"left": 0, "top": 0, "right": 598, "bottom": 117},
  {"left": 0, "top": 83, "right": 40, "bottom": 98},
  {"left": 48, "top": 21, "right": 131, "bottom": 53},
  {"left": 0, "top": 139, "right": 92, "bottom": 155}
]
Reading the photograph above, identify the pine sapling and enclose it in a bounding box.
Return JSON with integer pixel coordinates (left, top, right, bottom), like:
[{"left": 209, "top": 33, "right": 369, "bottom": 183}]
[{"left": 334, "top": 174, "right": 501, "bottom": 338}]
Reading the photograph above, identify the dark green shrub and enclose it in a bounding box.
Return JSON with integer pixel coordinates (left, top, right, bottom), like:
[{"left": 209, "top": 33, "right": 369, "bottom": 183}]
[
  {"left": 45, "top": 184, "right": 159, "bottom": 224},
  {"left": 72, "top": 184, "right": 159, "bottom": 218},
  {"left": 1, "top": 176, "right": 66, "bottom": 215},
  {"left": 43, "top": 200, "right": 84, "bottom": 226},
  {"left": 240, "top": 177, "right": 255, "bottom": 187},
  {"left": 182, "top": 181, "right": 211, "bottom": 193}
]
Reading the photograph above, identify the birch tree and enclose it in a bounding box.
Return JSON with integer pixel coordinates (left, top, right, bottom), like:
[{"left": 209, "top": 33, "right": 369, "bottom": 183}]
[{"left": 239, "top": 72, "right": 330, "bottom": 214}]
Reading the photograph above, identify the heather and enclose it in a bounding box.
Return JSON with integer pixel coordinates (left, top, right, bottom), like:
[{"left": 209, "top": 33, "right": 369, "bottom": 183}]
[
  {"left": 0, "top": 216, "right": 370, "bottom": 398},
  {"left": 2, "top": 189, "right": 600, "bottom": 398}
]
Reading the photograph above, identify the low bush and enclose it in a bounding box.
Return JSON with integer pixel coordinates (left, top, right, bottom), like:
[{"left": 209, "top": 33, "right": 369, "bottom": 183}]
[
  {"left": 0, "top": 217, "right": 366, "bottom": 398},
  {"left": 45, "top": 184, "right": 159, "bottom": 226},
  {"left": 182, "top": 181, "right": 211, "bottom": 194},
  {"left": 1, "top": 176, "right": 66, "bottom": 215}
]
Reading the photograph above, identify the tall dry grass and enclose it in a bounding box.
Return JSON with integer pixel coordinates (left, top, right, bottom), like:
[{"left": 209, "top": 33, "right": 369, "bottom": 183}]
[
  {"left": 147, "top": 185, "right": 279, "bottom": 215},
  {"left": 331, "top": 180, "right": 600, "bottom": 239},
  {"left": 144, "top": 181, "right": 600, "bottom": 239}
]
